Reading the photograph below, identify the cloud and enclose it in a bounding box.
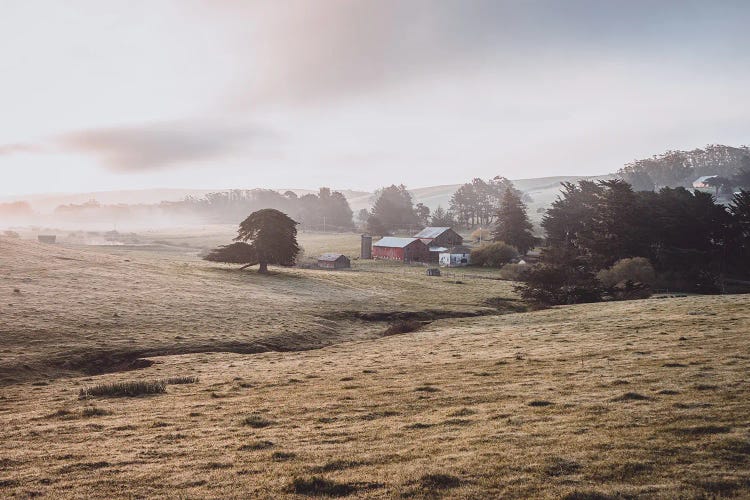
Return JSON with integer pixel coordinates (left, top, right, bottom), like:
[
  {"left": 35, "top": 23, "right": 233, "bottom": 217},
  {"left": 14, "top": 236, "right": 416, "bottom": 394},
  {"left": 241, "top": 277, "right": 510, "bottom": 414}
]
[
  {"left": 0, "top": 143, "right": 44, "bottom": 155},
  {"left": 58, "top": 120, "right": 266, "bottom": 172}
]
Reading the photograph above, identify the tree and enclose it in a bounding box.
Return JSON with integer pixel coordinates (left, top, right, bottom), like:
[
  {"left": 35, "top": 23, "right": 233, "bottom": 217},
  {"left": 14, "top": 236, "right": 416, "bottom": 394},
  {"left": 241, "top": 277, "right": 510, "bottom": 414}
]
[
  {"left": 705, "top": 176, "right": 734, "bottom": 196},
  {"left": 492, "top": 188, "right": 537, "bottom": 254},
  {"left": 415, "top": 203, "right": 430, "bottom": 227},
  {"left": 430, "top": 205, "right": 455, "bottom": 227},
  {"left": 733, "top": 167, "right": 750, "bottom": 189},
  {"left": 369, "top": 184, "right": 419, "bottom": 233},
  {"left": 204, "top": 208, "right": 300, "bottom": 273}
]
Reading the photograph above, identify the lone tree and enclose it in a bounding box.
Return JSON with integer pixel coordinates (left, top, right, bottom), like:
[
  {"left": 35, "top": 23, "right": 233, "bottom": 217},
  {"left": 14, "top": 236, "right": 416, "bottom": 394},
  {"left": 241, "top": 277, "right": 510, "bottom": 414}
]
[
  {"left": 492, "top": 188, "right": 537, "bottom": 254},
  {"left": 204, "top": 208, "right": 300, "bottom": 273}
]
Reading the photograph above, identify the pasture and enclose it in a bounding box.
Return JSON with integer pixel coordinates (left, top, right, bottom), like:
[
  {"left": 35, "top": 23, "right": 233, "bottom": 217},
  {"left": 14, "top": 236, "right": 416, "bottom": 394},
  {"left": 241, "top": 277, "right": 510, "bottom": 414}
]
[{"left": 1, "top": 232, "right": 749, "bottom": 498}]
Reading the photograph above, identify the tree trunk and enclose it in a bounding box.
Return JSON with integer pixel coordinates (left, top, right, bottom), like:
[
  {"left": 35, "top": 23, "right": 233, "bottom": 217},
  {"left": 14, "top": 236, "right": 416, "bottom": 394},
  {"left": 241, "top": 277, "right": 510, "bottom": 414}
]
[{"left": 258, "top": 261, "right": 268, "bottom": 273}]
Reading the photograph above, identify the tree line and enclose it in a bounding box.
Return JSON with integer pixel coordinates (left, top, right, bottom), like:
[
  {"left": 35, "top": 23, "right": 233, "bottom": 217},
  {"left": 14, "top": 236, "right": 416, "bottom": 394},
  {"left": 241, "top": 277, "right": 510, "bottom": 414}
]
[{"left": 518, "top": 180, "right": 750, "bottom": 305}]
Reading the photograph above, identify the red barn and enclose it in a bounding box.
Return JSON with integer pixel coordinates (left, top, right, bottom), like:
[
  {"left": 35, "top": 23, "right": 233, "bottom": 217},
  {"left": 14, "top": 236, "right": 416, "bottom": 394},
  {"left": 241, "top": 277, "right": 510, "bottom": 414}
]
[{"left": 372, "top": 237, "right": 430, "bottom": 262}]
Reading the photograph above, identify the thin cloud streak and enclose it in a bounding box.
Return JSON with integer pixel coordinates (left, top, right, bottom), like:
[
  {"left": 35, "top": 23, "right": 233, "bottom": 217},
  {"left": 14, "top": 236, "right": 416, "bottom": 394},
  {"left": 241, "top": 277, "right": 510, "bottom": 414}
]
[{"left": 58, "top": 120, "right": 268, "bottom": 172}]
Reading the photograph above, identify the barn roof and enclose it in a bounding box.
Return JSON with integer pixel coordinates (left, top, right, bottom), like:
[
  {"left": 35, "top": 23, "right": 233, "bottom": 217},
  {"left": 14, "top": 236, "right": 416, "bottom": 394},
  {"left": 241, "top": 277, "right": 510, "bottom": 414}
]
[
  {"left": 318, "top": 253, "right": 347, "bottom": 262},
  {"left": 373, "top": 237, "right": 420, "bottom": 248},
  {"left": 413, "top": 227, "right": 453, "bottom": 239},
  {"left": 694, "top": 175, "right": 718, "bottom": 183}
]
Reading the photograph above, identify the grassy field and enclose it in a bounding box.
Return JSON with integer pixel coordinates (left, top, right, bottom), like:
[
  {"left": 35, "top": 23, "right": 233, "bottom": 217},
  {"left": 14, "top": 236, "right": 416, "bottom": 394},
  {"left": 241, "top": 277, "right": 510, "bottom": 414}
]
[
  {"left": 1, "top": 233, "right": 749, "bottom": 498},
  {"left": 0, "top": 233, "right": 517, "bottom": 383}
]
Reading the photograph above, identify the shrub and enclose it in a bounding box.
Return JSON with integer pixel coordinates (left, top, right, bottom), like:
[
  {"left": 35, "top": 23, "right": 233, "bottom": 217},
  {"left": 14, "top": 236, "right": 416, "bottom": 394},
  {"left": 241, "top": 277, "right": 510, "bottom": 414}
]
[
  {"left": 515, "top": 264, "right": 603, "bottom": 306},
  {"left": 471, "top": 242, "right": 518, "bottom": 268},
  {"left": 596, "top": 257, "right": 656, "bottom": 288},
  {"left": 3, "top": 230, "right": 20, "bottom": 238},
  {"left": 498, "top": 262, "right": 527, "bottom": 281},
  {"left": 79, "top": 380, "right": 166, "bottom": 399}
]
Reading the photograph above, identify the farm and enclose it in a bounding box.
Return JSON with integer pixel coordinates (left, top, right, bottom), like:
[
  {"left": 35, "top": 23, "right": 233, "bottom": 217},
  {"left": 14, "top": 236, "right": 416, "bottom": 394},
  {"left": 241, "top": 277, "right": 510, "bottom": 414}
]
[{"left": 1, "top": 232, "right": 749, "bottom": 498}]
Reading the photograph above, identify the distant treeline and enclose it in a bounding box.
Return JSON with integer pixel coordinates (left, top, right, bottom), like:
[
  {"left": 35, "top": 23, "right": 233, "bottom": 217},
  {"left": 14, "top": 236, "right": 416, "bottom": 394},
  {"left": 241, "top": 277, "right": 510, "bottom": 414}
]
[
  {"left": 161, "top": 188, "right": 354, "bottom": 231},
  {"left": 618, "top": 144, "right": 750, "bottom": 191}
]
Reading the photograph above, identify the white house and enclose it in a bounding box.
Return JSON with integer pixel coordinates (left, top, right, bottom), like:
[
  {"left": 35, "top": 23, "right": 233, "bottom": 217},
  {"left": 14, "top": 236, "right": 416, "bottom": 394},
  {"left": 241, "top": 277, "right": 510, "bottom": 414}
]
[{"left": 438, "top": 246, "right": 471, "bottom": 267}]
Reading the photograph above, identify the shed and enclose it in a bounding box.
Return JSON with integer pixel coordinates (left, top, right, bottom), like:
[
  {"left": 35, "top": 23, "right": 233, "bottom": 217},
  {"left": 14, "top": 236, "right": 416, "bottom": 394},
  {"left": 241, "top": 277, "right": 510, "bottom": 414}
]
[
  {"left": 413, "top": 227, "right": 463, "bottom": 248},
  {"left": 372, "top": 237, "right": 430, "bottom": 262},
  {"left": 317, "top": 253, "right": 351, "bottom": 269},
  {"left": 439, "top": 245, "right": 471, "bottom": 267}
]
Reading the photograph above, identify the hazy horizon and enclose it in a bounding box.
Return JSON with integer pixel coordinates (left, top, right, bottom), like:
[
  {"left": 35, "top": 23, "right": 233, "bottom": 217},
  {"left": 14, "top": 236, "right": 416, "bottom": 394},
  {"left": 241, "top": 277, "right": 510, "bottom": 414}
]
[{"left": 2, "top": 1, "right": 750, "bottom": 196}]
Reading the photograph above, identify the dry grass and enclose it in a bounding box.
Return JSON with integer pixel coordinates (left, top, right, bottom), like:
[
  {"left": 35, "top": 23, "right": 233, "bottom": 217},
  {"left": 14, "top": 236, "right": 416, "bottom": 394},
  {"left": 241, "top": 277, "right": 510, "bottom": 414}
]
[{"left": 0, "top": 234, "right": 749, "bottom": 497}]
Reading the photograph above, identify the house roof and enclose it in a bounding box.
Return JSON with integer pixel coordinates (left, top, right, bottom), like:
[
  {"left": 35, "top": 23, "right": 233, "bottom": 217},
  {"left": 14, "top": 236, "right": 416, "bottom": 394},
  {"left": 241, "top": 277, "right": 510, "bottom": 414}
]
[
  {"left": 413, "top": 227, "right": 453, "bottom": 239},
  {"left": 428, "top": 246, "right": 449, "bottom": 252},
  {"left": 694, "top": 175, "right": 718, "bottom": 183},
  {"left": 318, "top": 253, "right": 347, "bottom": 262},
  {"left": 373, "top": 237, "right": 420, "bottom": 248}
]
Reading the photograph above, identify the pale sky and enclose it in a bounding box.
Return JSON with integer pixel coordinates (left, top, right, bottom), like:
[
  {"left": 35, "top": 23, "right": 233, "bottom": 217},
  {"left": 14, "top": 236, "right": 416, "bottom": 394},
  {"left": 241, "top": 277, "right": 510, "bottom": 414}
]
[{"left": 1, "top": 0, "right": 750, "bottom": 196}]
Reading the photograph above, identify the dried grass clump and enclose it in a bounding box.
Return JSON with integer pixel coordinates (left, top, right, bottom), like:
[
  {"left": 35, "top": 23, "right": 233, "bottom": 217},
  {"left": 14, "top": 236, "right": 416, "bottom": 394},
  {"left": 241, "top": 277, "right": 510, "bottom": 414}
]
[
  {"left": 79, "top": 380, "right": 166, "bottom": 399},
  {"left": 163, "top": 376, "right": 199, "bottom": 385}
]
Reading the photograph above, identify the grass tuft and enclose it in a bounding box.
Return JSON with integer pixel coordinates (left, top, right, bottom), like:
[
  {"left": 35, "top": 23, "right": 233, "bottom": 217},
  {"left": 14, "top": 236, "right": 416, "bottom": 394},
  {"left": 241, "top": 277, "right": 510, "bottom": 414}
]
[
  {"left": 419, "top": 473, "right": 462, "bottom": 490},
  {"left": 79, "top": 380, "right": 166, "bottom": 399},
  {"left": 291, "top": 476, "right": 356, "bottom": 497},
  {"left": 241, "top": 414, "right": 274, "bottom": 428},
  {"left": 163, "top": 376, "right": 199, "bottom": 385}
]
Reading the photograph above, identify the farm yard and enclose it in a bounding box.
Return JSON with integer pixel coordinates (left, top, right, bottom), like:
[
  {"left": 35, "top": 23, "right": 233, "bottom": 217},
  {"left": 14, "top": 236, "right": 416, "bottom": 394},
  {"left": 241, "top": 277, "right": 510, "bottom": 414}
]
[{"left": 1, "top": 231, "right": 749, "bottom": 498}]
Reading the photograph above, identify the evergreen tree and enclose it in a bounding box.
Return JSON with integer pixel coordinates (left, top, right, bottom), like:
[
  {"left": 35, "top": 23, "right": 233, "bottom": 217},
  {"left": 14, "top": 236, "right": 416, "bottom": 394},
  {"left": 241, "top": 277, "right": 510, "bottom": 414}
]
[
  {"left": 492, "top": 188, "right": 537, "bottom": 254},
  {"left": 369, "top": 184, "right": 419, "bottom": 233},
  {"left": 204, "top": 208, "right": 300, "bottom": 273}
]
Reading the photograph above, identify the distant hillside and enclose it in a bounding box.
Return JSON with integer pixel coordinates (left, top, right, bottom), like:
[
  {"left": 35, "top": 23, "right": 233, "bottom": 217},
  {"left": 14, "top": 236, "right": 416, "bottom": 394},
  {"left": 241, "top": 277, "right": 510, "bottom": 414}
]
[{"left": 618, "top": 144, "right": 750, "bottom": 190}]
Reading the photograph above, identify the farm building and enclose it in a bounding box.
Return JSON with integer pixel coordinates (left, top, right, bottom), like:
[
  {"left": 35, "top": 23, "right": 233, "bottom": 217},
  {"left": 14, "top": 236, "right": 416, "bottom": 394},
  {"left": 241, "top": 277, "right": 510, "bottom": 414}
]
[
  {"left": 372, "top": 237, "right": 430, "bottom": 262},
  {"left": 413, "top": 227, "right": 463, "bottom": 248},
  {"left": 693, "top": 175, "right": 718, "bottom": 189},
  {"left": 317, "top": 253, "right": 351, "bottom": 269},
  {"left": 439, "top": 246, "right": 472, "bottom": 267}
]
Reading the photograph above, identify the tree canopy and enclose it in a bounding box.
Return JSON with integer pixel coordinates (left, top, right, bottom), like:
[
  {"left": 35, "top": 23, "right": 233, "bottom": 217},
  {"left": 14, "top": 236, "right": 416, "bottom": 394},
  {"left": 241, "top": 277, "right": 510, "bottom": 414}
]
[
  {"left": 492, "top": 188, "right": 537, "bottom": 254},
  {"left": 367, "top": 184, "right": 420, "bottom": 234},
  {"left": 204, "top": 208, "right": 300, "bottom": 273}
]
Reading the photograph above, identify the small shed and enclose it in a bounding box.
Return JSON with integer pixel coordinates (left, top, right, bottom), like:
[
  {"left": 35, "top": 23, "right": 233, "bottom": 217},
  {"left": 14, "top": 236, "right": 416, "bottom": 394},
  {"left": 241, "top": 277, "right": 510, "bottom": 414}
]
[
  {"left": 318, "top": 253, "right": 351, "bottom": 269},
  {"left": 38, "top": 235, "right": 57, "bottom": 244},
  {"left": 439, "top": 245, "right": 471, "bottom": 267}
]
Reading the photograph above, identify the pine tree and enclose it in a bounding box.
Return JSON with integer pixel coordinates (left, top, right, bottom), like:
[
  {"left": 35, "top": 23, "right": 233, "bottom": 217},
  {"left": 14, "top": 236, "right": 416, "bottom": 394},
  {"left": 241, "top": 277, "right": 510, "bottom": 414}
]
[{"left": 492, "top": 189, "right": 537, "bottom": 254}]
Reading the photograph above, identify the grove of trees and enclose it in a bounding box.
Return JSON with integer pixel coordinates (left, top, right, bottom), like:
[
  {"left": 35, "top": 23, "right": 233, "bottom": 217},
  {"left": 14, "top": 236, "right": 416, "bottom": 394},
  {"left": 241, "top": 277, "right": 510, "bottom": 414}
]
[
  {"left": 517, "top": 179, "right": 750, "bottom": 305},
  {"left": 448, "top": 176, "right": 520, "bottom": 228}
]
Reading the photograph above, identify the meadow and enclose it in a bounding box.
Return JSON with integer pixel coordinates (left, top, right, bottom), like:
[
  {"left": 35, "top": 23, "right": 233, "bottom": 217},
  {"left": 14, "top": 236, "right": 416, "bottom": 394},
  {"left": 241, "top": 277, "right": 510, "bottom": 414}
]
[{"left": 1, "top": 232, "right": 749, "bottom": 498}]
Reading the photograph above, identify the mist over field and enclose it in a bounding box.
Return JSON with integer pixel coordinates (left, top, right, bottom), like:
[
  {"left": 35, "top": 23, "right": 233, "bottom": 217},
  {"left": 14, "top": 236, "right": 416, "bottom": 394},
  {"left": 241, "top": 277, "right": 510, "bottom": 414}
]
[{"left": 2, "top": 2, "right": 750, "bottom": 499}]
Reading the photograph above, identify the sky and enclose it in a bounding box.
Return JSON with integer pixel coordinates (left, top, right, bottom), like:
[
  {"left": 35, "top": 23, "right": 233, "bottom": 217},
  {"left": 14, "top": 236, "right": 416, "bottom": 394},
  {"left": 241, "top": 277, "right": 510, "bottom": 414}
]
[{"left": 1, "top": 0, "right": 750, "bottom": 196}]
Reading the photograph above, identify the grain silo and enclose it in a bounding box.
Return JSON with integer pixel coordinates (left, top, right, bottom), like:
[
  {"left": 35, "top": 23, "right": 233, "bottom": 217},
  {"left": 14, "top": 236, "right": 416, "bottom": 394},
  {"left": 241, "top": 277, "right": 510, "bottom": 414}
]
[{"left": 360, "top": 234, "right": 372, "bottom": 259}]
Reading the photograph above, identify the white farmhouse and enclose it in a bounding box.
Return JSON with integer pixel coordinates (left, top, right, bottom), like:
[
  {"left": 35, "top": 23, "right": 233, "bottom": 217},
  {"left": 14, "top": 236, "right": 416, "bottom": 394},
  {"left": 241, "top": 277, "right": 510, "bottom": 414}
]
[{"left": 438, "top": 245, "right": 471, "bottom": 267}]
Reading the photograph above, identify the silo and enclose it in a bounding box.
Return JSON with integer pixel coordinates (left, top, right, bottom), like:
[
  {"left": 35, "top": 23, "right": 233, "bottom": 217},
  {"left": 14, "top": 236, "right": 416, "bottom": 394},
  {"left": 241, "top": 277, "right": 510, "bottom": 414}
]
[{"left": 360, "top": 234, "right": 372, "bottom": 259}]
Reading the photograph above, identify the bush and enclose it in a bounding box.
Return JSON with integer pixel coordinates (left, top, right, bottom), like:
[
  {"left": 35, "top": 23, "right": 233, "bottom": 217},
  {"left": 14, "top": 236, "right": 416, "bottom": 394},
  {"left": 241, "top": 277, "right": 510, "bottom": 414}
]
[
  {"left": 515, "top": 263, "right": 603, "bottom": 306},
  {"left": 498, "top": 262, "right": 527, "bottom": 281},
  {"left": 596, "top": 257, "right": 656, "bottom": 288},
  {"left": 79, "top": 380, "right": 166, "bottom": 399},
  {"left": 3, "top": 230, "right": 20, "bottom": 238},
  {"left": 471, "top": 242, "right": 518, "bottom": 268}
]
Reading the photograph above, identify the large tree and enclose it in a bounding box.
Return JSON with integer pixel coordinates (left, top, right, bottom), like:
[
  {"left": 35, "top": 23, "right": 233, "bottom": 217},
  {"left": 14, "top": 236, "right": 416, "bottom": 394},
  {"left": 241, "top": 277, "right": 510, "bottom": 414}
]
[
  {"left": 205, "top": 209, "right": 300, "bottom": 273},
  {"left": 492, "top": 188, "right": 537, "bottom": 254},
  {"left": 369, "top": 184, "right": 419, "bottom": 234}
]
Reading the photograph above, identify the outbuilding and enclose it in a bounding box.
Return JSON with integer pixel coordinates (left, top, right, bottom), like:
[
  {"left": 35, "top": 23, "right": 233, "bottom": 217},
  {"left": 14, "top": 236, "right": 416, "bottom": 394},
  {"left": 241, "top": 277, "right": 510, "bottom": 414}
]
[
  {"left": 413, "top": 227, "right": 463, "bottom": 248},
  {"left": 372, "top": 237, "right": 430, "bottom": 262},
  {"left": 438, "top": 245, "right": 472, "bottom": 267},
  {"left": 317, "top": 253, "right": 351, "bottom": 269}
]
